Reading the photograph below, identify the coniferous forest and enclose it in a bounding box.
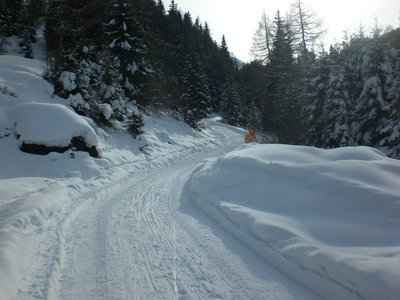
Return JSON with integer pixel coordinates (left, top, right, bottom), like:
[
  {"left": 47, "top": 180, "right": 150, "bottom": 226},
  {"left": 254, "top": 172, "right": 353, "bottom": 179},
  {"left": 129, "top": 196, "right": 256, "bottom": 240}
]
[{"left": 1, "top": 0, "right": 399, "bottom": 158}]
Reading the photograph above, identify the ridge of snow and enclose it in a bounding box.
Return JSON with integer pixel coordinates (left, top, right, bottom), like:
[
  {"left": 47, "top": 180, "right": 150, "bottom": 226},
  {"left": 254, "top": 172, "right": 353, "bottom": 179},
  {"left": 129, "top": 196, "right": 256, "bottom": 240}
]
[{"left": 188, "top": 143, "right": 400, "bottom": 300}]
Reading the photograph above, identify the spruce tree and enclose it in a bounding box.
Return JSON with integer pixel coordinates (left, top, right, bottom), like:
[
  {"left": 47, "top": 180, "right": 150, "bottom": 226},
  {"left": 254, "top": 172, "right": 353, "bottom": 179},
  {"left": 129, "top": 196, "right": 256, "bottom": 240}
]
[
  {"left": 105, "top": 0, "right": 145, "bottom": 98},
  {"left": 302, "top": 53, "right": 330, "bottom": 146},
  {"left": 180, "top": 53, "right": 211, "bottom": 128},
  {"left": 377, "top": 48, "right": 400, "bottom": 158},
  {"left": 240, "top": 61, "right": 266, "bottom": 130},
  {"left": 0, "top": 0, "right": 24, "bottom": 37},
  {"left": 218, "top": 35, "right": 246, "bottom": 126},
  {"left": 263, "top": 10, "right": 295, "bottom": 140},
  {"left": 322, "top": 68, "right": 353, "bottom": 147},
  {"left": 353, "top": 37, "right": 389, "bottom": 147}
]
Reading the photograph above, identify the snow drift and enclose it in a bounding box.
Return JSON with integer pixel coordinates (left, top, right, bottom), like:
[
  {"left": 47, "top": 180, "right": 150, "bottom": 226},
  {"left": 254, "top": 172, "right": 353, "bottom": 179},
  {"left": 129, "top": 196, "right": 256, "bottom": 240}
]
[{"left": 188, "top": 144, "right": 400, "bottom": 300}]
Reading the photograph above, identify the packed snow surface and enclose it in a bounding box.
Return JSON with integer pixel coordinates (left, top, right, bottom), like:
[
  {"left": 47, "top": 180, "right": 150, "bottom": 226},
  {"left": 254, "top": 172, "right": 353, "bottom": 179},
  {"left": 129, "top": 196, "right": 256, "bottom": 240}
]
[{"left": 188, "top": 144, "right": 400, "bottom": 300}]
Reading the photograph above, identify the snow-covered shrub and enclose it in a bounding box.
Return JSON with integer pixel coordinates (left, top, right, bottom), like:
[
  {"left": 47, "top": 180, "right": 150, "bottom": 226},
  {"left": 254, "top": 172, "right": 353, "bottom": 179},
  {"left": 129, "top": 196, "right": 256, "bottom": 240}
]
[
  {"left": 0, "top": 83, "right": 16, "bottom": 97},
  {"left": 127, "top": 113, "right": 144, "bottom": 138}
]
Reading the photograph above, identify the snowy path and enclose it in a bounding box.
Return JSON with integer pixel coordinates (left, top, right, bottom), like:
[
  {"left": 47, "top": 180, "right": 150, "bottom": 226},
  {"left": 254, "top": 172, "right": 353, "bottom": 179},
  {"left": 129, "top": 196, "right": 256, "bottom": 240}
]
[{"left": 18, "top": 148, "right": 319, "bottom": 300}]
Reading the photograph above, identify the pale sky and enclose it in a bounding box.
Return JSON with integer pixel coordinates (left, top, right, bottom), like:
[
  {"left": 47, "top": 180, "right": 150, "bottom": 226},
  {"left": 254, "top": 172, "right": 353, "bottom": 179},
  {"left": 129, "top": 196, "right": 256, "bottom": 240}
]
[{"left": 164, "top": 0, "right": 400, "bottom": 62}]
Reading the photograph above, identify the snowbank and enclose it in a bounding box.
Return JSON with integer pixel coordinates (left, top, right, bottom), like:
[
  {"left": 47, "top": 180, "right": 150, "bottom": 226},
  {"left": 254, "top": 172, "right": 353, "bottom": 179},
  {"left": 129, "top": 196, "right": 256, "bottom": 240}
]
[{"left": 188, "top": 144, "right": 400, "bottom": 300}]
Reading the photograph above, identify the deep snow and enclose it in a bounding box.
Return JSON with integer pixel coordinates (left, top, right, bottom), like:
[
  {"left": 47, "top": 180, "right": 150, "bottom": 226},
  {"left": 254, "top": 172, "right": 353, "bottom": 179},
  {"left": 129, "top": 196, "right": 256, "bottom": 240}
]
[
  {"left": 188, "top": 143, "right": 400, "bottom": 300},
  {"left": 1, "top": 53, "right": 400, "bottom": 300}
]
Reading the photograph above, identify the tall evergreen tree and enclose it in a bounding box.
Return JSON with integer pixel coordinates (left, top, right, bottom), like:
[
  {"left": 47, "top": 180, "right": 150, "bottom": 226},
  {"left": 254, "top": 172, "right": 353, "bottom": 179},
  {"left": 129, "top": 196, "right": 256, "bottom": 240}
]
[
  {"left": 322, "top": 68, "right": 353, "bottom": 147},
  {"left": 263, "top": 10, "right": 296, "bottom": 140},
  {"left": 302, "top": 53, "right": 330, "bottom": 146},
  {"left": 217, "top": 35, "right": 246, "bottom": 126},
  {"left": 0, "top": 0, "right": 24, "bottom": 37},
  {"left": 382, "top": 51, "right": 400, "bottom": 158},
  {"left": 240, "top": 61, "right": 266, "bottom": 130},
  {"left": 180, "top": 53, "right": 211, "bottom": 128},
  {"left": 105, "top": 0, "right": 147, "bottom": 98}
]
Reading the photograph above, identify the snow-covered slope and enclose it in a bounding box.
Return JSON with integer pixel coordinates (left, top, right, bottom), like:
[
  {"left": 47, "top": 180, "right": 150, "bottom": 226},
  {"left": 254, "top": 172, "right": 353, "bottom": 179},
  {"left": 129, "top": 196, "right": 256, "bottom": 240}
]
[
  {"left": 3, "top": 54, "right": 400, "bottom": 300},
  {"left": 188, "top": 144, "right": 400, "bottom": 300},
  {"left": 0, "top": 55, "right": 245, "bottom": 299}
]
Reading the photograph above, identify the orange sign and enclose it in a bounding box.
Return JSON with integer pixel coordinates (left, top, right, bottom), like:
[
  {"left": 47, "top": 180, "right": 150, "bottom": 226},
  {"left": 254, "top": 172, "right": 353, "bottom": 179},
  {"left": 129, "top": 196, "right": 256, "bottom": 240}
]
[{"left": 245, "top": 128, "right": 256, "bottom": 143}]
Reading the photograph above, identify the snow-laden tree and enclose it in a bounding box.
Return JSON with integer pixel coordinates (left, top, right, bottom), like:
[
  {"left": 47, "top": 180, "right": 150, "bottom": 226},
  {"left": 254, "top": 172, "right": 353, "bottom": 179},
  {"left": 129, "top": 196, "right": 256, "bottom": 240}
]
[
  {"left": 218, "top": 34, "right": 246, "bottom": 126},
  {"left": 263, "top": 10, "right": 296, "bottom": 140},
  {"left": 353, "top": 35, "right": 390, "bottom": 147},
  {"left": 220, "top": 76, "right": 245, "bottom": 126},
  {"left": 378, "top": 49, "right": 400, "bottom": 158},
  {"left": 240, "top": 61, "right": 266, "bottom": 130},
  {"left": 180, "top": 53, "right": 211, "bottom": 129},
  {"left": 105, "top": 0, "right": 139, "bottom": 97},
  {"left": 0, "top": 0, "right": 23, "bottom": 37},
  {"left": 322, "top": 70, "right": 353, "bottom": 147}
]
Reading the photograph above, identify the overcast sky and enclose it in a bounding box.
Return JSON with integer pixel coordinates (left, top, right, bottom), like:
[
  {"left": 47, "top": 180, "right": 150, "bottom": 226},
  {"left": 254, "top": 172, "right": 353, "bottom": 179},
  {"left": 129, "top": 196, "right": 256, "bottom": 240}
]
[{"left": 164, "top": 0, "right": 400, "bottom": 62}]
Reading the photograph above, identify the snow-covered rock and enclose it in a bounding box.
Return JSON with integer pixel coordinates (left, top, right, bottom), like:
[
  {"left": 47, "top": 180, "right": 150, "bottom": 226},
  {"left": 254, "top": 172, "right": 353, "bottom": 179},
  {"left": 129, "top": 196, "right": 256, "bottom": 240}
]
[
  {"left": 59, "top": 71, "right": 77, "bottom": 92},
  {"left": 98, "top": 103, "right": 113, "bottom": 120},
  {"left": 10, "top": 102, "right": 98, "bottom": 148},
  {"left": 188, "top": 144, "right": 400, "bottom": 300}
]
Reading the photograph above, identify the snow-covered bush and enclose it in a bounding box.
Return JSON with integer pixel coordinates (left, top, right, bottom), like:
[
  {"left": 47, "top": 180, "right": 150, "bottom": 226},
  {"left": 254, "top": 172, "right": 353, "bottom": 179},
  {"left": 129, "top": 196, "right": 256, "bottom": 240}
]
[
  {"left": 0, "top": 83, "right": 16, "bottom": 97},
  {"left": 127, "top": 113, "right": 144, "bottom": 138}
]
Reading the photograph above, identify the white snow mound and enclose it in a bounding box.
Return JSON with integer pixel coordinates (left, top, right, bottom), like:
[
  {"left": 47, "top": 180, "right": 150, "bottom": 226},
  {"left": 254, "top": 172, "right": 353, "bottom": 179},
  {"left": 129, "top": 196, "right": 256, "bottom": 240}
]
[
  {"left": 188, "top": 144, "right": 400, "bottom": 300},
  {"left": 10, "top": 102, "right": 98, "bottom": 147}
]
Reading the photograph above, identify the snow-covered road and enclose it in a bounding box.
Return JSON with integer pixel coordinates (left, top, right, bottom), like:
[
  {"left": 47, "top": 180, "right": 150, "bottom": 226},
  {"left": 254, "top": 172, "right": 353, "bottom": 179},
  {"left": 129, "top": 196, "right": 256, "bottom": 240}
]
[
  {"left": 3, "top": 55, "right": 399, "bottom": 300},
  {"left": 18, "top": 148, "right": 319, "bottom": 300}
]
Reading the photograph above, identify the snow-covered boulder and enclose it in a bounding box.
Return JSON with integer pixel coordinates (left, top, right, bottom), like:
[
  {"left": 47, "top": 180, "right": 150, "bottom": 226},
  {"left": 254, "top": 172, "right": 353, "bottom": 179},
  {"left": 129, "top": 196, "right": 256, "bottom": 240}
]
[{"left": 9, "top": 102, "right": 99, "bottom": 157}]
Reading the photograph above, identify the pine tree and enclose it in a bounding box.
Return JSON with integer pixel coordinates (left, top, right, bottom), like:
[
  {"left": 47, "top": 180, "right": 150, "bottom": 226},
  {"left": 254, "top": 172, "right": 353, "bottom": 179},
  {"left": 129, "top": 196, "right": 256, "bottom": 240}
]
[
  {"left": 240, "top": 61, "right": 266, "bottom": 130},
  {"left": 45, "top": 0, "right": 66, "bottom": 85},
  {"left": 0, "top": 0, "right": 24, "bottom": 37},
  {"left": 105, "top": 0, "right": 145, "bottom": 98},
  {"left": 180, "top": 53, "right": 211, "bottom": 128},
  {"left": 322, "top": 68, "right": 353, "bottom": 147},
  {"left": 29, "top": 0, "right": 46, "bottom": 21},
  {"left": 353, "top": 36, "right": 389, "bottom": 147},
  {"left": 19, "top": 1, "right": 42, "bottom": 59},
  {"left": 378, "top": 49, "right": 400, "bottom": 158},
  {"left": 217, "top": 35, "right": 246, "bottom": 126},
  {"left": 302, "top": 53, "right": 330, "bottom": 146},
  {"left": 263, "top": 10, "right": 295, "bottom": 140},
  {"left": 220, "top": 76, "right": 245, "bottom": 126}
]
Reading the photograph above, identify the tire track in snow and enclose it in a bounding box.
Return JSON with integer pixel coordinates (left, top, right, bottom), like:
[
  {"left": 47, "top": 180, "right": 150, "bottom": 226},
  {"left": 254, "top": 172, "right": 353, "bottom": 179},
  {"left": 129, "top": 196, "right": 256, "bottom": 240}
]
[{"left": 52, "top": 148, "right": 320, "bottom": 300}]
